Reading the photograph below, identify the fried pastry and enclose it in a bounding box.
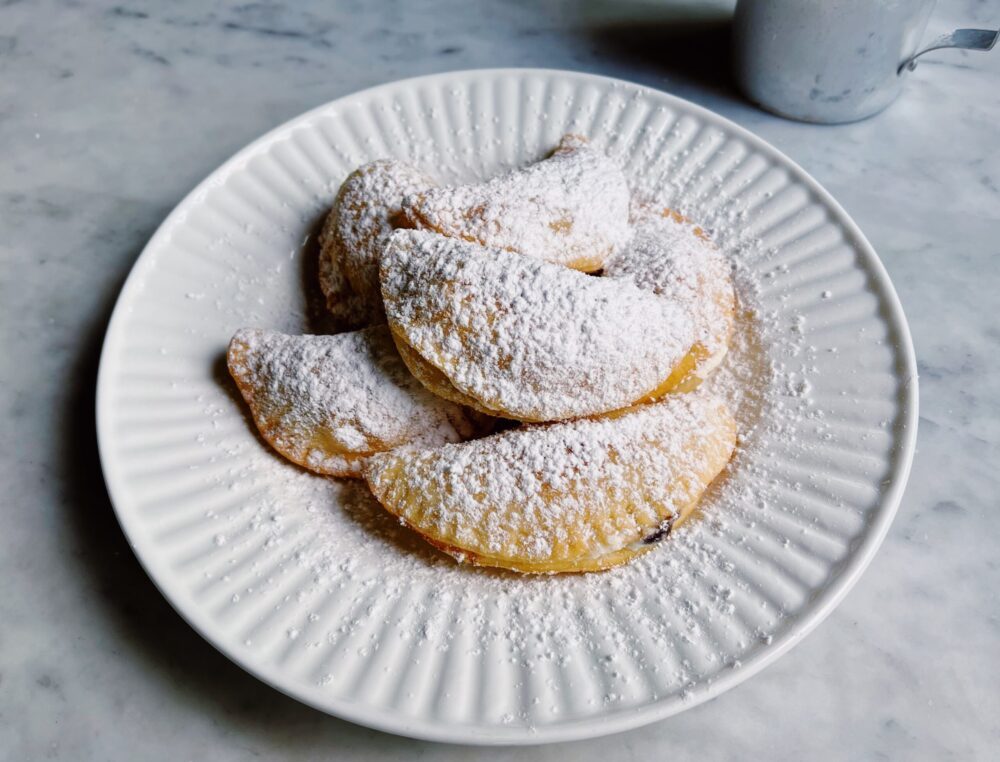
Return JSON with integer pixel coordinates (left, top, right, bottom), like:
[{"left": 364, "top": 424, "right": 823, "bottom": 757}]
[
  {"left": 400, "top": 135, "right": 629, "bottom": 272},
  {"left": 604, "top": 206, "right": 735, "bottom": 388},
  {"left": 316, "top": 241, "right": 374, "bottom": 332},
  {"left": 319, "top": 159, "right": 434, "bottom": 323},
  {"left": 380, "top": 229, "right": 698, "bottom": 422},
  {"left": 364, "top": 393, "right": 737, "bottom": 573},
  {"left": 227, "top": 326, "right": 489, "bottom": 478}
]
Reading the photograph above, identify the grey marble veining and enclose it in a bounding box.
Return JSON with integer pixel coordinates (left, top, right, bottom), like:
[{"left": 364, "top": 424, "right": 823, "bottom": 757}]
[{"left": 1, "top": 0, "right": 998, "bottom": 759}]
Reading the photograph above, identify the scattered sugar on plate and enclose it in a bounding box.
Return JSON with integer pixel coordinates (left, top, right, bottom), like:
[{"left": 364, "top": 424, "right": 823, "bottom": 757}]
[{"left": 179, "top": 129, "right": 836, "bottom": 723}]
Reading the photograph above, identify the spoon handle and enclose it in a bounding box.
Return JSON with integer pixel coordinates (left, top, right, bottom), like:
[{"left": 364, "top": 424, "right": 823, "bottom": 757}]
[{"left": 899, "top": 28, "right": 999, "bottom": 73}]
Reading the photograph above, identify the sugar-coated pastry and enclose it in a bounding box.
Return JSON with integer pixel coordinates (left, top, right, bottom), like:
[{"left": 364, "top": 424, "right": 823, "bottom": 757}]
[
  {"left": 319, "top": 159, "right": 434, "bottom": 324},
  {"left": 400, "top": 135, "right": 630, "bottom": 272},
  {"left": 227, "top": 326, "right": 490, "bottom": 478},
  {"left": 380, "top": 229, "right": 698, "bottom": 422},
  {"left": 364, "top": 393, "right": 737, "bottom": 574},
  {"left": 604, "top": 206, "right": 735, "bottom": 388},
  {"left": 316, "top": 241, "right": 375, "bottom": 332}
]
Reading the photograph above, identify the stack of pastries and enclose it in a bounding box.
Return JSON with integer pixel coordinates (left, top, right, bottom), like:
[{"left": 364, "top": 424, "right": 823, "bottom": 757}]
[{"left": 227, "top": 135, "right": 737, "bottom": 574}]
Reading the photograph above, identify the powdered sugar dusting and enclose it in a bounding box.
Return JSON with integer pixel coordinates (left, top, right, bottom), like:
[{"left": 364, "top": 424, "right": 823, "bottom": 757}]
[
  {"left": 381, "top": 229, "right": 695, "bottom": 421},
  {"left": 203, "top": 260, "right": 824, "bottom": 735},
  {"left": 605, "top": 204, "right": 735, "bottom": 375},
  {"left": 319, "top": 159, "right": 433, "bottom": 322},
  {"left": 210, "top": 139, "right": 816, "bottom": 720},
  {"left": 401, "top": 134, "right": 630, "bottom": 271},
  {"left": 205, "top": 262, "right": 798, "bottom": 717},
  {"left": 200, "top": 152, "right": 821, "bottom": 729},
  {"left": 227, "top": 325, "right": 485, "bottom": 476},
  {"left": 165, "top": 90, "right": 876, "bottom": 730},
  {"left": 102, "top": 73, "right": 913, "bottom": 738},
  {"left": 365, "top": 393, "right": 735, "bottom": 570}
]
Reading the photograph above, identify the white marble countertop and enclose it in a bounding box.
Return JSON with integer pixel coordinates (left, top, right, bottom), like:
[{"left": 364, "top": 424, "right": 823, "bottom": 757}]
[{"left": 2, "top": 0, "right": 998, "bottom": 758}]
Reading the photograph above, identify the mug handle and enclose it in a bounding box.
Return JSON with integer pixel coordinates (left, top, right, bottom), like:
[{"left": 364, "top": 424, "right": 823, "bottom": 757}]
[{"left": 898, "top": 28, "right": 998, "bottom": 74}]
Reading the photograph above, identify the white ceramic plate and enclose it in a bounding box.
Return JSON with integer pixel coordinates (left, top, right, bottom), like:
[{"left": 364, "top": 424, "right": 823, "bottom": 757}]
[{"left": 97, "top": 69, "right": 917, "bottom": 744}]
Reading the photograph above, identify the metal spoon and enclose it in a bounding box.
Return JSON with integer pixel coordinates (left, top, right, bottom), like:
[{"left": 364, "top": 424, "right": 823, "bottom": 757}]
[{"left": 899, "top": 28, "right": 999, "bottom": 74}]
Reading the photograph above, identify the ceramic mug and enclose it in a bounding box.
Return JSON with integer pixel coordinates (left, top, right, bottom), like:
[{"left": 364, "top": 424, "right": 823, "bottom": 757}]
[{"left": 733, "top": 0, "right": 936, "bottom": 123}]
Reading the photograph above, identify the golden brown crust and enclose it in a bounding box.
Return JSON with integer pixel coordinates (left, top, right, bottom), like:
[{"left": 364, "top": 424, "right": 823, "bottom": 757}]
[
  {"left": 317, "top": 209, "right": 379, "bottom": 333},
  {"left": 399, "top": 134, "right": 630, "bottom": 273},
  {"left": 227, "top": 332, "right": 370, "bottom": 477},
  {"left": 364, "top": 395, "right": 737, "bottom": 573},
  {"left": 319, "top": 160, "right": 434, "bottom": 327},
  {"left": 608, "top": 205, "right": 736, "bottom": 387},
  {"left": 227, "top": 327, "right": 493, "bottom": 479},
  {"left": 379, "top": 230, "right": 699, "bottom": 423}
]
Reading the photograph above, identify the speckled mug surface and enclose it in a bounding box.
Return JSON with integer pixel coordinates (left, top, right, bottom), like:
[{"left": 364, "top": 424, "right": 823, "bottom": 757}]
[{"left": 734, "top": 0, "right": 936, "bottom": 123}]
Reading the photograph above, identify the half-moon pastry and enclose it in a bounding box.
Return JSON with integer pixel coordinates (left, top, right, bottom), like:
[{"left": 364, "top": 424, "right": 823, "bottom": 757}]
[
  {"left": 364, "top": 393, "right": 737, "bottom": 573},
  {"left": 400, "top": 135, "right": 629, "bottom": 272},
  {"left": 227, "top": 326, "right": 489, "bottom": 477},
  {"left": 319, "top": 159, "right": 434, "bottom": 323},
  {"left": 604, "top": 206, "right": 735, "bottom": 388},
  {"left": 380, "top": 229, "right": 698, "bottom": 422}
]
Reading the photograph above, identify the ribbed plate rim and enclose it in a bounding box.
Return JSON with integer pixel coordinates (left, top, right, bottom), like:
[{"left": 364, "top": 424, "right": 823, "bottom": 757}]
[{"left": 96, "top": 68, "right": 918, "bottom": 745}]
